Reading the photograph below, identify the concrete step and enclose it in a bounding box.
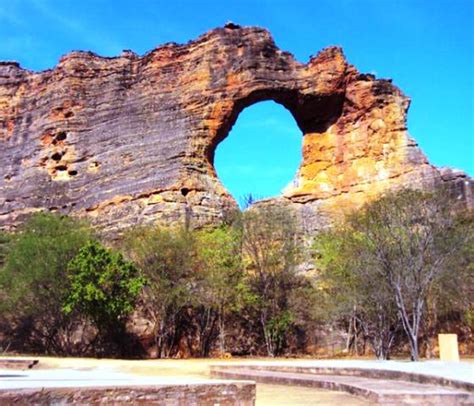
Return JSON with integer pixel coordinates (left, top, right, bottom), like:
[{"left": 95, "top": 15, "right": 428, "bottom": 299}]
[
  {"left": 211, "top": 367, "right": 473, "bottom": 405},
  {"left": 234, "top": 364, "right": 474, "bottom": 392}
]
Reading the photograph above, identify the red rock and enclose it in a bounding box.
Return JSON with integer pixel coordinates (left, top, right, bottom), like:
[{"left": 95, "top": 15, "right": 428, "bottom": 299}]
[{"left": 0, "top": 26, "right": 471, "bottom": 234}]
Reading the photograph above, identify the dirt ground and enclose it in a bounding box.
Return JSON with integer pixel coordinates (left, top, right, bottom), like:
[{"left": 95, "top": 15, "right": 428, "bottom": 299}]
[{"left": 32, "top": 357, "right": 368, "bottom": 405}]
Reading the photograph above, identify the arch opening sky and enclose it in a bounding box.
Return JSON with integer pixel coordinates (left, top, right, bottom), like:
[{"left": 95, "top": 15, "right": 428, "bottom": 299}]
[
  {"left": 1, "top": 0, "right": 472, "bottom": 193},
  {"left": 214, "top": 101, "right": 302, "bottom": 204}
]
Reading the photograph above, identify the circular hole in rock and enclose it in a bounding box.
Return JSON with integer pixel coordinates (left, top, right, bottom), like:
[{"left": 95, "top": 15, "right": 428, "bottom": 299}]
[
  {"left": 214, "top": 101, "right": 302, "bottom": 208},
  {"left": 181, "top": 188, "right": 189, "bottom": 197},
  {"left": 51, "top": 152, "right": 63, "bottom": 161},
  {"left": 55, "top": 132, "right": 67, "bottom": 141},
  {"left": 68, "top": 170, "right": 78, "bottom": 176}
]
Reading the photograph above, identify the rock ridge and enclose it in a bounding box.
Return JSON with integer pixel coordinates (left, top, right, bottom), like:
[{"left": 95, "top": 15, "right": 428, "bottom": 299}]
[{"left": 0, "top": 25, "right": 472, "bottom": 233}]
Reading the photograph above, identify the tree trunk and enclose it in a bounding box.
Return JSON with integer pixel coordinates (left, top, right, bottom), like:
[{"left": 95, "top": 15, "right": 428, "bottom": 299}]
[
  {"left": 409, "top": 332, "right": 419, "bottom": 361},
  {"left": 261, "top": 313, "right": 274, "bottom": 357},
  {"left": 218, "top": 306, "right": 225, "bottom": 355},
  {"left": 394, "top": 285, "right": 421, "bottom": 361},
  {"left": 345, "top": 314, "right": 353, "bottom": 353}
]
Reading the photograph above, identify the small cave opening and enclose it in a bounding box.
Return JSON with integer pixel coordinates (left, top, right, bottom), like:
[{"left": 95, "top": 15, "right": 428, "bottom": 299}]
[
  {"left": 50, "top": 152, "right": 63, "bottom": 161},
  {"left": 213, "top": 100, "right": 302, "bottom": 208},
  {"left": 55, "top": 131, "right": 67, "bottom": 142},
  {"left": 181, "top": 187, "right": 190, "bottom": 197}
]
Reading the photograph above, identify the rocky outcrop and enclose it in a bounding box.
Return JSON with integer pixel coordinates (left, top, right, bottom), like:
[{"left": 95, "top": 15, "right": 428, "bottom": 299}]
[{"left": 0, "top": 24, "right": 472, "bottom": 234}]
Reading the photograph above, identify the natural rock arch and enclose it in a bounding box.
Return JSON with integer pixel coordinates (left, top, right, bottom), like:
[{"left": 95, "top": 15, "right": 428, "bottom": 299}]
[
  {"left": 212, "top": 99, "right": 306, "bottom": 201},
  {"left": 0, "top": 25, "right": 471, "bottom": 234},
  {"left": 208, "top": 88, "right": 343, "bottom": 162}
]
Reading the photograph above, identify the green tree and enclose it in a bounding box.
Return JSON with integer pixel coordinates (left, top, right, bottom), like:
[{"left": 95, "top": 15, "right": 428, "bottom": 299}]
[
  {"left": 64, "top": 240, "right": 145, "bottom": 353},
  {"left": 122, "top": 226, "right": 195, "bottom": 358},
  {"left": 0, "top": 212, "right": 92, "bottom": 354},
  {"left": 315, "top": 230, "right": 399, "bottom": 359},
  {"left": 315, "top": 189, "right": 473, "bottom": 361},
  {"left": 0, "top": 231, "right": 10, "bottom": 268},
  {"left": 194, "top": 225, "right": 246, "bottom": 356},
  {"left": 421, "top": 211, "right": 474, "bottom": 356},
  {"left": 242, "top": 204, "right": 301, "bottom": 356}
]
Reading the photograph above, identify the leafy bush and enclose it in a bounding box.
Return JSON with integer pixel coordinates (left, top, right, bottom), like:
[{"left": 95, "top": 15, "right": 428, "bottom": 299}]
[
  {"left": 64, "top": 240, "right": 145, "bottom": 348},
  {"left": 242, "top": 204, "right": 303, "bottom": 356},
  {"left": 0, "top": 212, "right": 92, "bottom": 354},
  {"left": 122, "top": 226, "right": 195, "bottom": 358},
  {"left": 0, "top": 231, "right": 10, "bottom": 268},
  {"left": 194, "top": 225, "right": 247, "bottom": 356},
  {"left": 315, "top": 189, "right": 473, "bottom": 360}
]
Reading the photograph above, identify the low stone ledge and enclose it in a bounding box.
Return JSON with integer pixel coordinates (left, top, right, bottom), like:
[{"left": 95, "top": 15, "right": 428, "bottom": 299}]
[
  {"left": 210, "top": 364, "right": 474, "bottom": 392},
  {"left": 0, "top": 359, "right": 39, "bottom": 370},
  {"left": 0, "top": 382, "right": 256, "bottom": 405},
  {"left": 211, "top": 367, "right": 472, "bottom": 406}
]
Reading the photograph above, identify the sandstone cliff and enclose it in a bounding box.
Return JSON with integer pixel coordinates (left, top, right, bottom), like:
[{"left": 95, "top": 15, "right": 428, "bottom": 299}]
[{"left": 0, "top": 24, "right": 472, "bottom": 233}]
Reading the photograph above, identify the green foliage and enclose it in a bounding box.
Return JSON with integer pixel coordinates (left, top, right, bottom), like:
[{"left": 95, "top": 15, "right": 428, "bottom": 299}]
[
  {"left": 314, "top": 230, "right": 358, "bottom": 318},
  {"left": 465, "top": 309, "right": 474, "bottom": 329},
  {"left": 195, "top": 225, "right": 245, "bottom": 312},
  {"left": 264, "top": 311, "right": 294, "bottom": 354},
  {"left": 316, "top": 226, "right": 399, "bottom": 359},
  {"left": 123, "top": 224, "right": 250, "bottom": 357},
  {"left": 315, "top": 188, "right": 473, "bottom": 360},
  {"left": 8, "top": 189, "right": 468, "bottom": 360},
  {"left": 424, "top": 210, "right": 474, "bottom": 335},
  {"left": 0, "top": 231, "right": 11, "bottom": 268},
  {"left": 243, "top": 204, "right": 299, "bottom": 276},
  {"left": 64, "top": 241, "right": 145, "bottom": 328},
  {"left": 0, "top": 212, "right": 92, "bottom": 354},
  {"left": 194, "top": 225, "right": 247, "bottom": 355},
  {"left": 122, "top": 226, "right": 195, "bottom": 357},
  {"left": 0, "top": 212, "right": 92, "bottom": 315},
  {"left": 242, "top": 204, "right": 302, "bottom": 356}
]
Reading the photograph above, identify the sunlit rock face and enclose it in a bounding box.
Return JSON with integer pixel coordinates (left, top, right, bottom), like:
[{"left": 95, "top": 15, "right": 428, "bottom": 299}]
[{"left": 0, "top": 24, "right": 472, "bottom": 234}]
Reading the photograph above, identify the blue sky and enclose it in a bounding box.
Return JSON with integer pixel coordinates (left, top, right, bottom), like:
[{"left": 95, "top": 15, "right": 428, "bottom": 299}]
[
  {"left": 1, "top": 0, "right": 472, "bottom": 202},
  {"left": 214, "top": 101, "right": 302, "bottom": 204}
]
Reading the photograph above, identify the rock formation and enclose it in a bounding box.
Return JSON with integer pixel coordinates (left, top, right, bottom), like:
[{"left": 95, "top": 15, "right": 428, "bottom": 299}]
[{"left": 0, "top": 24, "right": 472, "bottom": 234}]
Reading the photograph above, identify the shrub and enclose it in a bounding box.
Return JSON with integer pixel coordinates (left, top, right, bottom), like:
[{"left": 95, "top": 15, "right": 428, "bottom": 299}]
[
  {"left": 64, "top": 240, "right": 145, "bottom": 354},
  {"left": 0, "top": 212, "right": 92, "bottom": 354},
  {"left": 121, "top": 226, "right": 195, "bottom": 358}
]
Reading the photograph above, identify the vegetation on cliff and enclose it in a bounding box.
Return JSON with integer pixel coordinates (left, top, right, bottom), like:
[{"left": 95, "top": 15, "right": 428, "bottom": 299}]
[
  {"left": 63, "top": 241, "right": 145, "bottom": 355},
  {"left": 0, "top": 189, "right": 471, "bottom": 359},
  {"left": 0, "top": 213, "right": 91, "bottom": 354},
  {"left": 315, "top": 189, "right": 473, "bottom": 360}
]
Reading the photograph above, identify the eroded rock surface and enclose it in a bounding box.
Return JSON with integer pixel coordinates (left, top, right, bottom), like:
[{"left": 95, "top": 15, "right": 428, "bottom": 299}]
[{"left": 0, "top": 25, "right": 472, "bottom": 233}]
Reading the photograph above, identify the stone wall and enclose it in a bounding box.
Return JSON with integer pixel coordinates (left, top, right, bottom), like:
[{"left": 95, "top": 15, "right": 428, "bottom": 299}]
[{"left": 0, "top": 382, "right": 256, "bottom": 405}]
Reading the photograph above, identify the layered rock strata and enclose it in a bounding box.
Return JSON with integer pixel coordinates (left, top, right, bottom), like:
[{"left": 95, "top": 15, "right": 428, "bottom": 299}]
[{"left": 0, "top": 24, "right": 472, "bottom": 234}]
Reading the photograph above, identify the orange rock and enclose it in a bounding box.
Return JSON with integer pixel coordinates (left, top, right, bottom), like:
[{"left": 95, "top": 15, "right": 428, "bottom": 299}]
[{"left": 0, "top": 27, "right": 471, "bottom": 234}]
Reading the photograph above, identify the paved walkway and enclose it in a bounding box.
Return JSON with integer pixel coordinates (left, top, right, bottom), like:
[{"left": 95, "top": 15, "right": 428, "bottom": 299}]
[
  {"left": 211, "top": 366, "right": 472, "bottom": 405},
  {"left": 0, "top": 366, "right": 237, "bottom": 389},
  {"left": 213, "top": 359, "right": 474, "bottom": 385},
  {"left": 1, "top": 357, "right": 473, "bottom": 405},
  {"left": 0, "top": 366, "right": 256, "bottom": 405}
]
